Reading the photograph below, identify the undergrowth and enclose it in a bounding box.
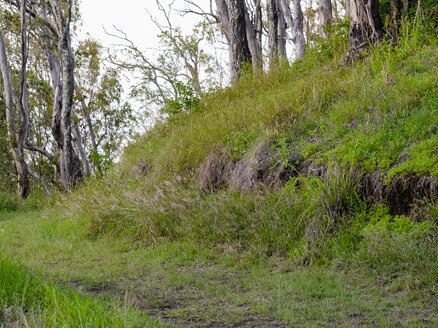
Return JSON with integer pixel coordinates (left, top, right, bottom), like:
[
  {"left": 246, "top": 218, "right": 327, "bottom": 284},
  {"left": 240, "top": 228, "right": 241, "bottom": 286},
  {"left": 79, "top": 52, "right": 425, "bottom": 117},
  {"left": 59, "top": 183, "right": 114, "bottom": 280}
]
[{"left": 56, "top": 18, "right": 438, "bottom": 272}]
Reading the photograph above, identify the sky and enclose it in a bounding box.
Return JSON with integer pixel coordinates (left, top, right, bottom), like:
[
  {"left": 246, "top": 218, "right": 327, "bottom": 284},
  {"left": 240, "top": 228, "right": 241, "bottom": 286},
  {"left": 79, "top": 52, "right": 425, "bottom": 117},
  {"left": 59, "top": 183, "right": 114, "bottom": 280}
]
[
  {"left": 78, "top": 0, "right": 216, "bottom": 130},
  {"left": 79, "top": 0, "right": 211, "bottom": 49}
]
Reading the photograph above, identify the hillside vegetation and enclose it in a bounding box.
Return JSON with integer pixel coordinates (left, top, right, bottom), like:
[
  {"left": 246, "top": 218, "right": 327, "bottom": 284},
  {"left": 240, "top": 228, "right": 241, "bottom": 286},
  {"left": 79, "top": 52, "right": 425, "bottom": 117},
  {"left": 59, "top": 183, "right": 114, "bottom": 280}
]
[
  {"left": 1, "top": 19, "right": 438, "bottom": 327},
  {"left": 71, "top": 20, "right": 437, "bottom": 258}
]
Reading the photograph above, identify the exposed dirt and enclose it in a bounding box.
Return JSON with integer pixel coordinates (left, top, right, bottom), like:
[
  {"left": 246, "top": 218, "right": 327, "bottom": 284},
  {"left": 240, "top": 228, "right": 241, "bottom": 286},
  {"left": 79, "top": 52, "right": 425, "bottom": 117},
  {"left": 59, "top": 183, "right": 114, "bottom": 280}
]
[
  {"left": 0, "top": 307, "right": 25, "bottom": 328},
  {"left": 198, "top": 150, "right": 231, "bottom": 192},
  {"left": 361, "top": 172, "right": 438, "bottom": 216},
  {"left": 65, "top": 272, "right": 290, "bottom": 328},
  {"left": 199, "top": 147, "right": 438, "bottom": 218},
  {"left": 198, "top": 141, "right": 301, "bottom": 193}
]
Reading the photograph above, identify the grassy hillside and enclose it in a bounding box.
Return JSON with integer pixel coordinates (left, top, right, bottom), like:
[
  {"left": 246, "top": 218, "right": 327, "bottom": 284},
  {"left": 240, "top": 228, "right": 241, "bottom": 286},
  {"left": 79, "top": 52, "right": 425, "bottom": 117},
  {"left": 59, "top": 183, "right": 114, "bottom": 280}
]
[
  {"left": 66, "top": 20, "right": 438, "bottom": 258},
  {"left": 1, "top": 19, "right": 438, "bottom": 327}
]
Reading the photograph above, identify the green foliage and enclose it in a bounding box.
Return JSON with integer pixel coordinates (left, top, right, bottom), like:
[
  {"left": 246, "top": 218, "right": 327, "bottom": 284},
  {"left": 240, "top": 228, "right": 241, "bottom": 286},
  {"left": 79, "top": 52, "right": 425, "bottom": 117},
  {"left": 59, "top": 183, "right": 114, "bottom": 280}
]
[
  {"left": 310, "top": 20, "right": 350, "bottom": 62},
  {"left": 50, "top": 19, "right": 438, "bottom": 279},
  {"left": 89, "top": 149, "right": 114, "bottom": 175},
  {"left": 224, "top": 129, "right": 259, "bottom": 160},
  {"left": 162, "top": 82, "right": 200, "bottom": 116},
  {"left": 355, "top": 214, "right": 438, "bottom": 291},
  {"left": 1, "top": 16, "right": 438, "bottom": 327},
  {"left": 75, "top": 38, "right": 137, "bottom": 174},
  {"left": 0, "top": 192, "right": 19, "bottom": 212}
]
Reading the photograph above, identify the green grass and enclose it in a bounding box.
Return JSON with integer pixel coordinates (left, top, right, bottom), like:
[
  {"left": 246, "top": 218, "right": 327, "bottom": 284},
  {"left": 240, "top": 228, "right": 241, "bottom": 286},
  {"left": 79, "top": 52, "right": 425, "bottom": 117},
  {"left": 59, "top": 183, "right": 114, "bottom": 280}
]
[
  {"left": 53, "top": 19, "right": 437, "bottom": 259},
  {"left": 1, "top": 209, "right": 438, "bottom": 327},
  {"left": 1, "top": 18, "right": 438, "bottom": 327},
  {"left": 0, "top": 252, "right": 165, "bottom": 327}
]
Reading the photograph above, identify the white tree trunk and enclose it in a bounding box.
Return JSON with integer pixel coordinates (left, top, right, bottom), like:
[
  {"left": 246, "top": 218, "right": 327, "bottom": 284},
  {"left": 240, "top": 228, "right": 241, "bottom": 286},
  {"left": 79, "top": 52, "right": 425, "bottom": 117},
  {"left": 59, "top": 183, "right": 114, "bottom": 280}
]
[
  {"left": 244, "top": 0, "right": 262, "bottom": 70},
  {"left": 0, "top": 28, "right": 30, "bottom": 198},
  {"left": 292, "top": 0, "right": 305, "bottom": 60}
]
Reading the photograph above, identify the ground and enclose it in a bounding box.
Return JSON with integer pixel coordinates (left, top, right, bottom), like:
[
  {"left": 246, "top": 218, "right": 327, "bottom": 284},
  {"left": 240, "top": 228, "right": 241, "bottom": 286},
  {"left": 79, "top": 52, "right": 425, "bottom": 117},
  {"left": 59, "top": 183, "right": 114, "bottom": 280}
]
[{"left": 1, "top": 209, "right": 437, "bottom": 327}]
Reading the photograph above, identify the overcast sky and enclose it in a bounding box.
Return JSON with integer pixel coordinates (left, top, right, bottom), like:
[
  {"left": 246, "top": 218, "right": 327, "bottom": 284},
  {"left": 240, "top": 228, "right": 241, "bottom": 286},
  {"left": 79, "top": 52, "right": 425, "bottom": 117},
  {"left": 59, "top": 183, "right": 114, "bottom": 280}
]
[
  {"left": 79, "top": 0, "right": 211, "bottom": 48},
  {"left": 78, "top": 0, "right": 216, "bottom": 130}
]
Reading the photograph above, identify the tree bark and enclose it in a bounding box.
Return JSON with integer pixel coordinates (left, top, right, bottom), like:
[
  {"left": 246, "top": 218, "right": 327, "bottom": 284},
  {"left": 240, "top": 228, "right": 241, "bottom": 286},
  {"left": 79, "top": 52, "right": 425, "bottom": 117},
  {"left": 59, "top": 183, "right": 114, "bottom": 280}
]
[
  {"left": 292, "top": 0, "right": 306, "bottom": 60},
  {"left": 319, "top": 0, "right": 333, "bottom": 38},
  {"left": 267, "top": 0, "right": 280, "bottom": 66},
  {"left": 277, "top": 0, "right": 287, "bottom": 60},
  {"left": 347, "top": 0, "right": 383, "bottom": 60},
  {"left": 215, "top": 0, "right": 234, "bottom": 77},
  {"left": 48, "top": 0, "right": 83, "bottom": 191},
  {"left": 59, "top": 14, "right": 82, "bottom": 191},
  {"left": 387, "top": 0, "right": 418, "bottom": 48},
  {"left": 227, "top": 0, "right": 252, "bottom": 81},
  {"left": 0, "top": 29, "right": 30, "bottom": 198},
  {"left": 73, "top": 121, "right": 91, "bottom": 176},
  {"left": 244, "top": 0, "right": 262, "bottom": 70}
]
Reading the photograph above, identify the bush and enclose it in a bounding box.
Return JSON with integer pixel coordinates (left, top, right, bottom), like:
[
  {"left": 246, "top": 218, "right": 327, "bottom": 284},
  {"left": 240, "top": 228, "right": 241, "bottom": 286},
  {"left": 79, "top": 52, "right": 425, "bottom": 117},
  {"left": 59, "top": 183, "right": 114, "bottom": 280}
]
[{"left": 0, "top": 192, "right": 19, "bottom": 212}]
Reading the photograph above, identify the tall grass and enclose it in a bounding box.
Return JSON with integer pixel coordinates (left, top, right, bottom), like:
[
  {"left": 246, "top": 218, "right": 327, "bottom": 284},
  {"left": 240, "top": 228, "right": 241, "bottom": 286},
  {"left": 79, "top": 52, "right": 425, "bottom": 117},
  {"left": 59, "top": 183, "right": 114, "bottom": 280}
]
[{"left": 56, "top": 19, "right": 438, "bottom": 263}]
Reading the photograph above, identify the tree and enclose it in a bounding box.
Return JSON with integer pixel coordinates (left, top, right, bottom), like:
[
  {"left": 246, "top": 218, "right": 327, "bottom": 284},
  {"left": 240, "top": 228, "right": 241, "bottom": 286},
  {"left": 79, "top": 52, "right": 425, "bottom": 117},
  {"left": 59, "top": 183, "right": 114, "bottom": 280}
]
[
  {"left": 245, "top": 0, "right": 263, "bottom": 70},
  {"left": 47, "top": 0, "right": 83, "bottom": 192},
  {"left": 183, "top": 0, "right": 253, "bottom": 79},
  {"left": 277, "top": 0, "right": 305, "bottom": 60},
  {"left": 318, "top": 0, "right": 333, "bottom": 38},
  {"left": 0, "top": 1, "right": 30, "bottom": 198},
  {"left": 225, "top": 0, "right": 252, "bottom": 80},
  {"left": 0, "top": 94, "right": 15, "bottom": 194},
  {"left": 0, "top": 0, "right": 84, "bottom": 193},
  {"left": 75, "top": 39, "right": 136, "bottom": 175},
  {"left": 107, "top": 2, "right": 219, "bottom": 112},
  {"left": 347, "top": 0, "right": 383, "bottom": 60},
  {"left": 5, "top": 0, "right": 83, "bottom": 191},
  {"left": 292, "top": 0, "right": 306, "bottom": 60},
  {"left": 267, "top": 0, "right": 280, "bottom": 65}
]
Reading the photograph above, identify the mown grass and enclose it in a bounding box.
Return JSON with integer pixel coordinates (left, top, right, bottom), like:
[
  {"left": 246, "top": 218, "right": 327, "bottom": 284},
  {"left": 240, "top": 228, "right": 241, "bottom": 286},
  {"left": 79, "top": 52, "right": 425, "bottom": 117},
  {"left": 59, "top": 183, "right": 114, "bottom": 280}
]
[
  {"left": 1, "top": 209, "right": 438, "bottom": 327},
  {"left": 0, "top": 248, "right": 165, "bottom": 327}
]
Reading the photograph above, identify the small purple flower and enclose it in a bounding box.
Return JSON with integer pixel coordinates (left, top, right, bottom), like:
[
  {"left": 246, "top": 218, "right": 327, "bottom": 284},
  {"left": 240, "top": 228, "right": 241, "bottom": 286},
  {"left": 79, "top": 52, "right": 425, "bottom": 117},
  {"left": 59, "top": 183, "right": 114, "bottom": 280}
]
[
  {"left": 396, "top": 65, "right": 402, "bottom": 70},
  {"left": 387, "top": 76, "right": 396, "bottom": 84},
  {"left": 350, "top": 119, "right": 357, "bottom": 128},
  {"left": 422, "top": 57, "right": 430, "bottom": 64}
]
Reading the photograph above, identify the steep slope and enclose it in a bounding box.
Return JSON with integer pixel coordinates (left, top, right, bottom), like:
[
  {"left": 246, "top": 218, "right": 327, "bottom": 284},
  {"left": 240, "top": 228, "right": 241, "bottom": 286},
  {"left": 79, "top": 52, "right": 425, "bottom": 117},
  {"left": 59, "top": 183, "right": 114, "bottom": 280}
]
[{"left": 68, "top": 21, "right": 438, "bottom": 258}]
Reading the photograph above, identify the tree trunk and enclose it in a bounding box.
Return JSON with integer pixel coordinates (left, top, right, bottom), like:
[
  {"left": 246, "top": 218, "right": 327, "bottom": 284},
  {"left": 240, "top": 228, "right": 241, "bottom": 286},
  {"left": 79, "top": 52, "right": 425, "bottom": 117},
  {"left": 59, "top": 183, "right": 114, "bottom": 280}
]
[
  {"left": 386, "top": 0, "right": 417, "bottom": 49},
  {"left": 47, "top": 0, "right": 82, "bottom": 191},
  {"left": 215, "top": 0, "right": 234, "bottom": 78},
  {"left": 227, "top": 0, "right": 252, "bottom": 81},
  {"left": 345, "top": 0, "right": 351, "bottom": 19},
  {"left": 277, "top": 1, "right": 287, "bottom": 60},
  {"left": 319, "top": 0, "right": 333, "bottom": 38},
  {"left": 0, "top": 29, "right": 30, "bottom": 198},
  {"left": 389, "top": 0, "right": 403, "bottom": 45},
  {"left": 59, "top": 21, "right": 82, "bottom": 191},
  {"left": 267, "top": 0, "right": 280, "bottom": 66},
  {"left": 347, "top": 0, "right": 383, "bottom": 60},
  {"left": 73, "top": 121, "right": 91, "bottom": 176},
  {"left": 244, "top": 0, "right": 262, "bottom": 70},
  {"left": 292, "top": 0, "right": 306, "bottom": 60}
]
